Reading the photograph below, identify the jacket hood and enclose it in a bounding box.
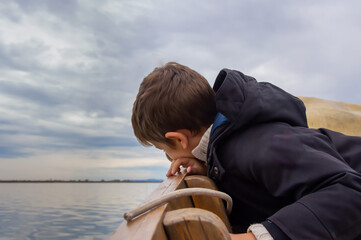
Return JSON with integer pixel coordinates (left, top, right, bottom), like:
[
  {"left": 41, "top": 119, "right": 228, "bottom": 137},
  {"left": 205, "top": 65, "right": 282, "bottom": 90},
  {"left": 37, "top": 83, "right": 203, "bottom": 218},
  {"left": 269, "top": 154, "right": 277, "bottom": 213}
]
[{"left": 213, "top": 69, "right": 308, "bottom": 131}]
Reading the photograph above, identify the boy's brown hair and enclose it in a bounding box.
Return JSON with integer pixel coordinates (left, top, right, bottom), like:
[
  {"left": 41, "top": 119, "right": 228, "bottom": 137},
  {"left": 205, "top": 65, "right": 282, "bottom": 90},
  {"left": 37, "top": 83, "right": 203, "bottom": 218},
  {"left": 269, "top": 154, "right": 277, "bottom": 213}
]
[{"left": 132, "top": 62, "right": 216, "bottom": 147}]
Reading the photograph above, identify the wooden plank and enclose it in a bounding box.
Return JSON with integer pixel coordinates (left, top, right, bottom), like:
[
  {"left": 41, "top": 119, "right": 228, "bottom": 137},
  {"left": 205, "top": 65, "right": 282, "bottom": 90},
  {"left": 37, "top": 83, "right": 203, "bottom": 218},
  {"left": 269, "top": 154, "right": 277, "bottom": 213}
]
[
  {"left": 109, "top": 173, "right": 187, "bottom": 240},
  {"left": 185, "top": 175, "right": 232, "bottom": 232},
  {"left": 163, "top": 208, "right": 231, "bottom": 240}
]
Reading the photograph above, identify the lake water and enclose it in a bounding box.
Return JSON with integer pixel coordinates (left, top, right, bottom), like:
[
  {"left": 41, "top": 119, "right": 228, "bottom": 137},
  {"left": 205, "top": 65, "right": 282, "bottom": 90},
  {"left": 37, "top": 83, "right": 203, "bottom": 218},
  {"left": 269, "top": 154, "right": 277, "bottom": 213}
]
[{"left": 0, "top": 182, "right": 159, "bottom": 240}]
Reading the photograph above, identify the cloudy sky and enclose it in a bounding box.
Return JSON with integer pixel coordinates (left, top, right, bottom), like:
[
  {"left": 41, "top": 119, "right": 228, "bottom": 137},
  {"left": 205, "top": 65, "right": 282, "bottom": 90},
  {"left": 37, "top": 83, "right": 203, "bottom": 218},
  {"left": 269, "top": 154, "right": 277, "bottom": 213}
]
[{"left": 0, "top": 0, "right": 360, "bottom": 180}]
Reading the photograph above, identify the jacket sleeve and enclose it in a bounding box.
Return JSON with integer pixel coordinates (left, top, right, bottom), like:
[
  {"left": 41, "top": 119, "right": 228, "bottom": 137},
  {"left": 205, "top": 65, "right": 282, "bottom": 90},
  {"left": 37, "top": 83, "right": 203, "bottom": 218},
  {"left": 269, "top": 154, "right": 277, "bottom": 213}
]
[
  {"left": 320, "top": 128, "right": 361, "bottom": 173},
  {"left": 251, "top": 126, "right": 361, "bottom": 240}
]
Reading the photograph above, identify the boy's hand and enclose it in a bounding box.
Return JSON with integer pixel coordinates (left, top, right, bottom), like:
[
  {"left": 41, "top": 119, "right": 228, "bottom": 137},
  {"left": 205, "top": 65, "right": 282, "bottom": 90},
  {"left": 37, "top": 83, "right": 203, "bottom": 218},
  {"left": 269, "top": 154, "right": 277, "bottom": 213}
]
[{"left": 166, "top": 157, "right": 207, "bottom": 177}]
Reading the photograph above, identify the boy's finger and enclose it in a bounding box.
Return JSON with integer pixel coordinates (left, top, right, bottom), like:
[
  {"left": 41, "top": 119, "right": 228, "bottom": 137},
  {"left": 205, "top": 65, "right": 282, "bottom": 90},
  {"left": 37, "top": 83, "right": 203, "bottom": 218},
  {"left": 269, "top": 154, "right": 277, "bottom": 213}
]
[
  {"left": 166, "top": 168, "right": 172, "bottom": 177},
  {"left": 166, "top": 160, "right": 175, "bottom": 177},
  {"left": 171, "top": 159, "right": 185, "bottom": 175}
]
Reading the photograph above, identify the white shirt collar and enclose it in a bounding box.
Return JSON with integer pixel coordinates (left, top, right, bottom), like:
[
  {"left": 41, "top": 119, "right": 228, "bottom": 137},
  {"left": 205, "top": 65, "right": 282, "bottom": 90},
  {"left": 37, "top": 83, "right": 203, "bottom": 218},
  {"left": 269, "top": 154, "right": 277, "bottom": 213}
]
[{"left": 191, "top": 124, "right": 212, "bottom": 162}]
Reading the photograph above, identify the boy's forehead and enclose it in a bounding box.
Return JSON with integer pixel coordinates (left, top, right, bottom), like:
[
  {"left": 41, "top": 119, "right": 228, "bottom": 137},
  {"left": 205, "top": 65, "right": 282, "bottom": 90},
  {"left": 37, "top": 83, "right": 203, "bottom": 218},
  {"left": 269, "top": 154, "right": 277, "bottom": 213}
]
[{"left": 150, "top": 141, "right": 173, "bottom": 161}]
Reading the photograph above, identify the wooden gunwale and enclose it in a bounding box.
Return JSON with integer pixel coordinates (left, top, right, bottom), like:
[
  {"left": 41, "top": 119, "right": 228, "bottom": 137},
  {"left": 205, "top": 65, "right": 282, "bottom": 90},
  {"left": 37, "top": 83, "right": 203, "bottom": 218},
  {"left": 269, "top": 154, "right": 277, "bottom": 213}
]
[
  {"left": 109, "top": 173, "right": 188, "bottom": 240},
  {"left": 110, "top": 173, "right": 231, "bottom": 240}
]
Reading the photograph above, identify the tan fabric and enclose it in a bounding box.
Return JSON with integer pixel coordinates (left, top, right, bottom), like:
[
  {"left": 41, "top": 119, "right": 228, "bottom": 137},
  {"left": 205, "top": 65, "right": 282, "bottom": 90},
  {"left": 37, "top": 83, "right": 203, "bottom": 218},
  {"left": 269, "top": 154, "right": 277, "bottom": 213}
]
[
  {"left": 300, "top": 97, "right": 361, "bottom": 137},
  {"left": 192, "top": 125, "right": 212, "bottom": 162}
]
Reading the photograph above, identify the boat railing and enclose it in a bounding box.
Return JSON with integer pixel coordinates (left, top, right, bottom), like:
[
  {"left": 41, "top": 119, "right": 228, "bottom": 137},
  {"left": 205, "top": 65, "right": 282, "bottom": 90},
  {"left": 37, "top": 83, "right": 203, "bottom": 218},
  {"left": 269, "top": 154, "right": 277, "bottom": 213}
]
[{"left": 110, "top": 173, "right": 232, "bottom": 240}]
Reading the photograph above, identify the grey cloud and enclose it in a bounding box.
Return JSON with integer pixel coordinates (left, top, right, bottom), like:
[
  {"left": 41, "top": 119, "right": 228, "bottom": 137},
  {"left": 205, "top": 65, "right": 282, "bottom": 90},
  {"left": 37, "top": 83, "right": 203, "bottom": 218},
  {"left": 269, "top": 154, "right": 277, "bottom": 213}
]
[
  {"left": 0, "top": 81, "right": 63, "bottom": 106},
  {"left": 13, "top": 0, "right": 79, "bottom": 20},
  {"left": 0, "top": 123, "right": 138, "bottom": 158},
  {"left": 0, "top": 3, "right": 22, "bottom": 22},
  {"left": 0, "top": 146, "right": 31, "bottom": 158},
  {"left": 34, "top": 130, "right": 139, "bottom": 150},
  {"left": 0, "top": 40, "right": 48, "bottom": 72}
]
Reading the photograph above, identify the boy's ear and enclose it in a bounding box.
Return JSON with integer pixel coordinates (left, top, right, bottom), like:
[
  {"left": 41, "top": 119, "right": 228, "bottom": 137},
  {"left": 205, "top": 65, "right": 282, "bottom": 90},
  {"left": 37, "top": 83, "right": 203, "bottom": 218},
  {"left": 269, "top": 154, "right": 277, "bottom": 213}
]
[{"left": 165, "top": 130, "right": 191, "bottom": 149}]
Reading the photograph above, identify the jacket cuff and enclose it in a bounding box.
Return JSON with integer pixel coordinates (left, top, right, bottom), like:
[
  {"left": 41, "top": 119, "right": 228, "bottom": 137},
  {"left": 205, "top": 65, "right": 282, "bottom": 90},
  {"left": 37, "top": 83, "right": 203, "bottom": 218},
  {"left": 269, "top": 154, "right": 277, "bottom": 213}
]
[
  {"left": 268, "top": 202, "right": 331, "bottom": 239},
  {"left": 262, "top": 220, "right": 290, "bottom": 240},
  {"left": 247, "top": 223, "right": 274, "bottom": 240}
]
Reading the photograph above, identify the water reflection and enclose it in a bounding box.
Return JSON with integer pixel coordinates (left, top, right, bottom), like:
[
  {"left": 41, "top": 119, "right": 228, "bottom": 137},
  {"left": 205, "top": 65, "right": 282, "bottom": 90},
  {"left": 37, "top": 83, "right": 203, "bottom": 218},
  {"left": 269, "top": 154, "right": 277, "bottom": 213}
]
[{"left": 0, "top": 183, "right": 159, "bottom": 240}]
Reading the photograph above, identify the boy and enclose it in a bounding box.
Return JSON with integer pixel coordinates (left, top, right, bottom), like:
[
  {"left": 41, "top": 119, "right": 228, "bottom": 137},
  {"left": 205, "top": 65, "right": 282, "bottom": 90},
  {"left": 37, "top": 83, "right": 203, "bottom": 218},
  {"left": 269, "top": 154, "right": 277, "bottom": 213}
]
[{"left": 132, "top": 62, "right": 361, "bottom": 240}]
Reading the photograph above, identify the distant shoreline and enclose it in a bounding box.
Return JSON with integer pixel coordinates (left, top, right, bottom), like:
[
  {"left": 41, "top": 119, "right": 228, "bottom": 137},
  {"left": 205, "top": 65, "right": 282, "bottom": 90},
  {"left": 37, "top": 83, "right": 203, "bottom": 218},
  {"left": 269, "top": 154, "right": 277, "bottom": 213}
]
[{"left": 0, "top": 180, "right": 163, "bottom": 183}]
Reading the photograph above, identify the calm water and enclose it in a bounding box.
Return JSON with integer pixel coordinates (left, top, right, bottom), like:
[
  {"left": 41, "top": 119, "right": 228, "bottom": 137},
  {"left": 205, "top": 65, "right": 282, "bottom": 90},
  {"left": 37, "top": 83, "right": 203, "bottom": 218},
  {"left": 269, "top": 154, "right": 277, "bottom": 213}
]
[{"left": 0, "top": 182, "right": 159, "bottom": 240}]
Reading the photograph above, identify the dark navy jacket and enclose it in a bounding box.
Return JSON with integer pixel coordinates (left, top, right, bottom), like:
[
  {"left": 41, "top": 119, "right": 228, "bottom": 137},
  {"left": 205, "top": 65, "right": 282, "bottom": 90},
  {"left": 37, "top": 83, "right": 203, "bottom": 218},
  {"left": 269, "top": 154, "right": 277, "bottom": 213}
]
[{"left": 207, "top": 69, "right": 361, "bottom": 239}]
